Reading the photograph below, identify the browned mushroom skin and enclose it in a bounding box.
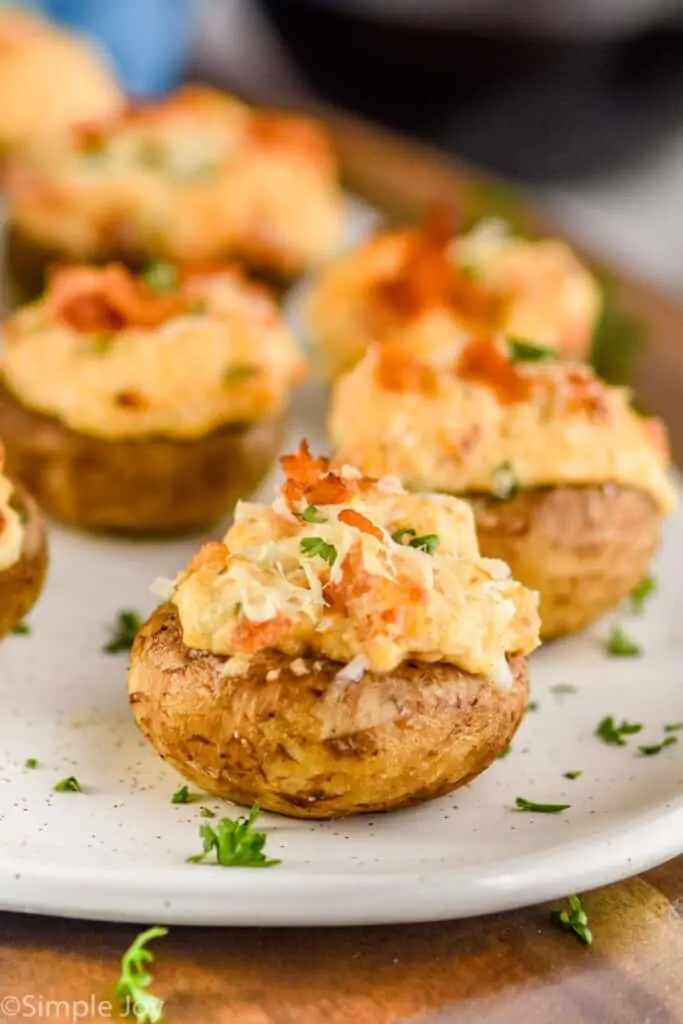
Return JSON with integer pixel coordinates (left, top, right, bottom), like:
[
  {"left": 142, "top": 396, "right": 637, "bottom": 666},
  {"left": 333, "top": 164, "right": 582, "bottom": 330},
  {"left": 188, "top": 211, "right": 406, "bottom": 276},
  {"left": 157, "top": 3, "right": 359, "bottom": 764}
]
[{"left": 0, "top": 480, "right": 47, "bottom": 638}]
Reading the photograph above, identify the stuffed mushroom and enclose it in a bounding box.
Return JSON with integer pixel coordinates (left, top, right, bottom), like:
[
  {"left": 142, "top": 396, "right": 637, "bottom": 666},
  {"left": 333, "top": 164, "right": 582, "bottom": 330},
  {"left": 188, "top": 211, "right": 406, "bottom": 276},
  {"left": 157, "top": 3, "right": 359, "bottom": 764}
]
[
  {"left": 329, "top": 336, "right": 676, "bottom": 639},
  {"left": 0, "top": 261, "right": 306, "bottom": 534},
  {"left": 307, "top": 214, "right": 602, "bottom": 380},
  {"left": 4, "top": 84, "right": 342, "bottom": 303},
  {"left": 0, "top": 444, "right": 47, "bottom": 638},
  {"left": 128, "top": 443, "right": 540, "bottom": 819}
]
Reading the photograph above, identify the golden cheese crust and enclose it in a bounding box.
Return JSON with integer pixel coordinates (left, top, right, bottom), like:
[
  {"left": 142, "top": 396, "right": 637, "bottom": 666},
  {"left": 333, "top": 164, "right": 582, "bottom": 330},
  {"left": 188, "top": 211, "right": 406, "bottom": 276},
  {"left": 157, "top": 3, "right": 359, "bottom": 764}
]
[
  {"left": 307, "top": 217, "right": 602, "bottom": 379},
  {"left": 5, "top": 85, "right": 343, "bottom": 277},
  {"left": 128, "top": 602, "right": 529, "bottom": 819}
]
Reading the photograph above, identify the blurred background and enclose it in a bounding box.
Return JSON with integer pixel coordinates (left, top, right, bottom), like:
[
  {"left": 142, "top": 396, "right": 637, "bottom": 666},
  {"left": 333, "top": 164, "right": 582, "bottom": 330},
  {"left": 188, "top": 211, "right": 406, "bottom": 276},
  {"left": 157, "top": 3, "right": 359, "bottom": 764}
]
[{"left": 26, "top": 0, "right": 683, "bottom": 290}]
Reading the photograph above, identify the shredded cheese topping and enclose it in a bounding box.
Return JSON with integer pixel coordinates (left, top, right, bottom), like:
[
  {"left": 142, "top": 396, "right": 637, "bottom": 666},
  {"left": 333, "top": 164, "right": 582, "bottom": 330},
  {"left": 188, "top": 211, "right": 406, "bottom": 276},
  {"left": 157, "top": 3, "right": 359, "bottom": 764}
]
[
  {"left": 329, "top": 335, "right": 677, "bottom": 515},
  {"left": 170, "top": 442, "right": 540, "bottom": 680},
  {"left": 306, "top": 216, "right": 602, "bottom": 379},
  {"left": 2, "top": 263, "right": 306, "bottom": 439}
]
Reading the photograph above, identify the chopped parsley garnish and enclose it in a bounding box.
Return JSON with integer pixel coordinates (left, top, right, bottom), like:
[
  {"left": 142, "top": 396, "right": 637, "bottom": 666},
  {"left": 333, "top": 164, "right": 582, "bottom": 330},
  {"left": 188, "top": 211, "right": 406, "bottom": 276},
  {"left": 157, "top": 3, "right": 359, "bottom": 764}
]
[
  {"left": 54, "top": 775, "right": 81, "bottom": 793},
  {"left": 223, "top": 363, "right": 258, "bottom": 384},
  {"left": 596, "top": 715, "right": 642, "bottom": 746},
  {"left": 300, "top": 537, "right": 337, "bottom": 566},
  {"left": 638, "top": 736, "right": 678, "bottom": 757},
  {"left": 630, "top": 574, "right": 657, "bottom": 614},
  {"left": 497, "top": 744, "right": 513, "bottom": 759},
  {"left": 515, "top": 797, "right": 570, "bottom": 814},
  {"left": 115, "top": 926, "right": 167, "bottom": 1024},
  {"left": 550, "top": 895, "right": 593, "bottom": 946},
  {"left": 24, "top": 758, "right": 39, "bottom": 769},
  {"left": 12, "top": 622, "right": 30, "bottom": 635},
  {"left": 171, "top": 785, "right": 196, "bottom": 805},
  {"left": 551, "top": 683, "right": 578, "bottom": 695},
  {"left": 605, "top": 626, "right": 641, "bottom": 657},
  {"left": 408, "top": 534, "right": 439, "bottom": 555},
  {"left": 563, "top": 771, "right": 582, "bottom": 780},
  {"left": 187, "top": 804, "right": 280, "bottom": 868},
  {"left": 491, "top": 460, "right": 518, "bottom": 501},
  {"left": 664, "top": 722, "right": 683, "bottom": 733},
  {"left": 90, "top": 332, "right": 115, "bottom": 355},
  {"left": 508, "top": 338, "right": 555, "bottom": 363},
  {"left": 104, "top": 610, "right": 143, "bottom": 654},
  {"left": 300, "top": 505, "right": 328, "bottom": 524},
  {"left": 142, "top": 260, "right": 178, "bottom": 295},
  {"left": 392, "top": 527, "right": 417, "bottom": 544},
  {"left": 199, "top": 806, "right": 216, "bottom": 818},
  {"left": 527, "top": 700, "right": 539, "bottom": 712}
]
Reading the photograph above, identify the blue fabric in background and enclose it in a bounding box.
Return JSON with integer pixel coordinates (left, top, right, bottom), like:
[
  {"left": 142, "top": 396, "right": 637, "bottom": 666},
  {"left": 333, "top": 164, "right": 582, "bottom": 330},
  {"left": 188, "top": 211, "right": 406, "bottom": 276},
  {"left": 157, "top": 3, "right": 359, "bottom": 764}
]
[{"left": 31, "top": 0, "right": 195, "bottom": 97}]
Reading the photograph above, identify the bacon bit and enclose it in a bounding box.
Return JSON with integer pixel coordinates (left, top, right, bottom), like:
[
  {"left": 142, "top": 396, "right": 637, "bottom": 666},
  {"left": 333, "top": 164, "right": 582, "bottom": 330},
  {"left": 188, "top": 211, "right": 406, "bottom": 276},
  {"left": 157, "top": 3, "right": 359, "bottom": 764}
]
[
  {"left": 280, "top": 441, "right": 350, "bottom": 507},
  {"left": 114, "top": 389, "right": 148, "bottom": 410},
  {"left": 231, "top": 614, "right": 290, "bottom": 654},
  {"left": 280, "top": 440, "right": 329, "bottom": 487},
  {"left": 46, "top": 264, "right": 189, "bottom": 333},
  {"left": 375, "top": 348, "right": 440, "bottom": 395},
  {"left": 338, "top": 509, "right": 383, "bottom": 541},
  {"left": 457, "top": 337, "right": 532, "bottom": 405},
  {"left": 305, "top": 474, "right": 352, "bottom": 506},
  {"left": 186, "top": 541, "right": 228, "bottom": 574},
  {"left": 562, "top": 367, "right": 611, "bottom": 419}
]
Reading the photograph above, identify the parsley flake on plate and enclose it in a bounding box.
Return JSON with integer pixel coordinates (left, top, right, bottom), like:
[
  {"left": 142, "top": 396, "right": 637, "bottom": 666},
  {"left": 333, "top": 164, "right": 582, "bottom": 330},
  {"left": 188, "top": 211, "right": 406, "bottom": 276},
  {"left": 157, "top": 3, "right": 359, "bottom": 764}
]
[
  {"left": 665, "top": 722, "right": 683, "bottom": 733},
  {"left": 300, "top": 537, "right": 337, "bottom": 566},
  {"left": 104, "top": 610, "right": 143, "bottom": 654},
  {"left": 638, "top": 736, "right": 678, "bottom": 757},
  {"left": 409, "top": 534, "right": 439, "bottom": 555},
  {"left": 563, "top": 771, "right": 582, "bottom": 780},
  {"left": 515, "top": 797, "right": 570, "bottom": 814},
  {"left": 497, "top": 744, "right": 513, "bottom": 760},
  {"left": 507, "top": 338, "right": 555, "bottom": 363},
  {"left": 54, "top": 775, "right": 82, "bottom": 793},
  {"left": 596, "top": 715, "right": 642, "bottom": 746},
  {"left": 142, "top": 260, "right": 178, "bottom": 295},
  {"left": 199, "top": 806, "right": 216, "bottom": 819},
  {"left": 187, "top": 804, "right": 280, "bottom": 868},
  {"left": 605, "top": 626, "right": 641, "bottom": 657},
  {"left": 550, "top": 683, "right": 578, "bottom": 695},
  {"left": 171, "top": 785, "right": 197, "bottom": 805},
  {"left": 527, "top": 701, "right": 539, "bottom": 713},
  {"left": 300, "top": 505, "right": 328, "bottom": 524},
  {"left": 115, "top": 926, "right": 167, "bottom": 1024},
  {"left": 11, "top": 622, "right": 30, "bottom": 635},
  {"left": 630, "top": 573, "right": 657, "bottom": 614},
  {"left": 24, "top": 758, "right": 39, "bottom": 769},
  {"left": 550, "top": 894, "right": 593, "bottom": 946}
]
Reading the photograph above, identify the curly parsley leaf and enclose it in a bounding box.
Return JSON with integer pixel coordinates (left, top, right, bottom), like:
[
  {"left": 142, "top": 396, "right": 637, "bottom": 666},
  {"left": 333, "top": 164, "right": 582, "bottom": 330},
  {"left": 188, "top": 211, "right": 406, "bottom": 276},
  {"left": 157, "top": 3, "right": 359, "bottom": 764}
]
[
  {"left": 104, "top": 610, "right": 143, "bottom": 654},
  {"left": 515, "top": 796, "right": 570, "bottom": 814},
  {"left": 596, "top": 715, "right": 642, "bottom": 746},
  {"left": 54, "top": 775, "right": 81, "bottom": 793},
  {"left": 508, "top": 337, "right": 555, "bottom": 363},
  {"left": 638, "top": 736, "right": 678, "bottom": 757},
  {"left": 605, "top": 626, "right": 641, "bottom": 657},
  {"left": 300, "top": 537, "right": 337, "bottom": 566},
  {"left": 300, "top": 505, "right": 328, "bottom": 524},
  {"left": 630, "top": 574, "right": 657, "bottom": 614},
  {"left": 409, "top": 534, "right": 439, "bottom": 555},
  {"left": 115, "top": 926, "right": 168, "bottom": 1024},
  {"left": 187, "top": 804, "right": 280, "bottom": 868},
  {"left": 550, "top": 894, "right": 593, "bottom": 946},
  {"left": 142, "top": 260, "right": 178, "bottom": 295}
]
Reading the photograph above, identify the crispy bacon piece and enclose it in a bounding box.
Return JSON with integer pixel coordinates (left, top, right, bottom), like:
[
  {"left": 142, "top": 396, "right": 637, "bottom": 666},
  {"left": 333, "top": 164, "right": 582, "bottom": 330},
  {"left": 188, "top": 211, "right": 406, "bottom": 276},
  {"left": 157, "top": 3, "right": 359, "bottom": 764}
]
[
  {"left": 46, "top": 264, "right": 188, "bottom": 332},
  {"left": 374, "top": 348, "right": 440, "bottom": 395},
  {"left": 231, "top": 614, "right": 290, "bottom": 654},
  {"left": 457, "top": 337, "right": 532, "bottom": 405},
  {"left": 338, "top": 508, "right": 383, "bottom": 541}
]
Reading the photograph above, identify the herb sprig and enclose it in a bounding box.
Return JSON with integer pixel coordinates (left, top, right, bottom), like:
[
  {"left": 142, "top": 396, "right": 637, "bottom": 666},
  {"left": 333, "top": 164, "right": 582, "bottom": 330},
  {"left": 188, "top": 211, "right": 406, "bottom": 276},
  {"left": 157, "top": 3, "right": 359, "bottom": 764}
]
[
  {"left": 550, "top": 895, "right": 593, "bottom": 946},
  {"left": 605, "top": 626, "right": 641, "bottom": 658},
  {"left": 115, "top": 926, "right": 168, "bottom": 1024},
  {"left": 104, "top": 610, "right": 143, "bottom": 654},
  {"left": 299, "top": 537, "right": 337, "bottom": 566},
  {"left": 187, "top": 804, "right": 280, "bottom": 868},
  {"left": 596, "top": 716, "right": 642, "bottom": 746},
  {"left": 515, "top": 797, "right": 570, "bottom": 814},
  {"left": 54, "top": 776, "right": 82, "bottom": 793},
  {"left": 638, "top": 737, "right": 678, "bottom": 757}
]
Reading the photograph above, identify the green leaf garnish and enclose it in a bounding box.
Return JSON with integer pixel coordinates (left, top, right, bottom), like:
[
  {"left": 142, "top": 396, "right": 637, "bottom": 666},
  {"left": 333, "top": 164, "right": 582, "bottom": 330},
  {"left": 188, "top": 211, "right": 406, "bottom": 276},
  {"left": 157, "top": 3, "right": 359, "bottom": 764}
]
[
  {"left": 392, "top": 527, "right": 417, "bottom": 544},
  {"left": 408, "top": 534, "right": 439, "bottom": 555},
  {"left": 223, "top": 364, "right": 258, "bottom": 384},
  {"left": 563, "top": 771, "right": 582, "bottom": 780},
  {"left": 515, "top": 797, "right": 570, "bottom": 814},
  {"left": 527, "top": 701, "right": 539, "bottom": 712},
  {"left": 12, "top": 622, "right": 30, "bottom": 635},
  {"left": 550, "top": 683, "right": 578, "bottom": 695},
  {"left": 497, "top": 744, "right": 513, "bottom": 759},
  {"left": 550, "top": 894, "right": 593, "bottom": 946},
  {"left": 187, "top": 804, "right": 280, "bottom": 868},
  {"left": 171, "top": 785, "right": 196, "bottom": 805},
  {"left": 54, "top": 776, "right": 81, "bottom": 793},
  {"left": 630, "top": 574, "right": 656, "bottom": 614},
  {"left": 664, "top": 722, "right": 683, "bottom": 733},
  {"left": 491, "top": 460, "right": 518, "bottom": 501},
  {"left": 24, "top": 757, "right": 39, "bottom": 769},
  {"left": 605, "top": 626, "right": 641, "bottom": 657},
  {"left": 638, "top": 736, "right": 678, "bottom": 757},
  {"left": 300, "top": 505, "right": 328, "bottom": 524},
  {"left": 142, "top": 261, "right": 178, "bottom": 295},
  {"left": 300, "top": 537, "right": 337, "bottom": 566},
  {"left": 596, "top": 715, "right": 642, "bottom": 746},
  {"left": 104, "top": 610, "right": 143, "bottom": 654},
  {"left": 508, "top": 338, "right": 555, "bottom": 363},
  {"left": 199, "top": 806, "right": 216, "bottom": 818},
  {"left": 115, "top": 926, "right": 167, "bottom": 1024}
]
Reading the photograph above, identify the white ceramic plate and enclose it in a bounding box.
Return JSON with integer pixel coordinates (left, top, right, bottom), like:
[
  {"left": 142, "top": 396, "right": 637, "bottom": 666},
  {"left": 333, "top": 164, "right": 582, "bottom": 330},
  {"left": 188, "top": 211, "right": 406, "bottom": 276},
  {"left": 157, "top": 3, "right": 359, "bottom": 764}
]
[{"left": 1, "top": 200, "right": 683, "bottom": 927}]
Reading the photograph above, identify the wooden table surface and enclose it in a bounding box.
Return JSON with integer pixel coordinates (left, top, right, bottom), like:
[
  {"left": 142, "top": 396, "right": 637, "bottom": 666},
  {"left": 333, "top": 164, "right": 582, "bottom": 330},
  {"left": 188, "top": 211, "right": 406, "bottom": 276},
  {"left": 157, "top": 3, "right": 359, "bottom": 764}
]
[{"left": 3, "top": 115, "right": 683, "bottom": 1024}]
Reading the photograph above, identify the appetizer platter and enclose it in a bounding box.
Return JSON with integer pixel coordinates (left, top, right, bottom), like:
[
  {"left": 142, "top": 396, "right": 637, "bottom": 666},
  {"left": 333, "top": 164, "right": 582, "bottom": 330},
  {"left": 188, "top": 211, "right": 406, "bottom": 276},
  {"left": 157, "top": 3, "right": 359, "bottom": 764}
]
[{"left": 0, "top": 63, "right": 683, "bottom": 927}]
